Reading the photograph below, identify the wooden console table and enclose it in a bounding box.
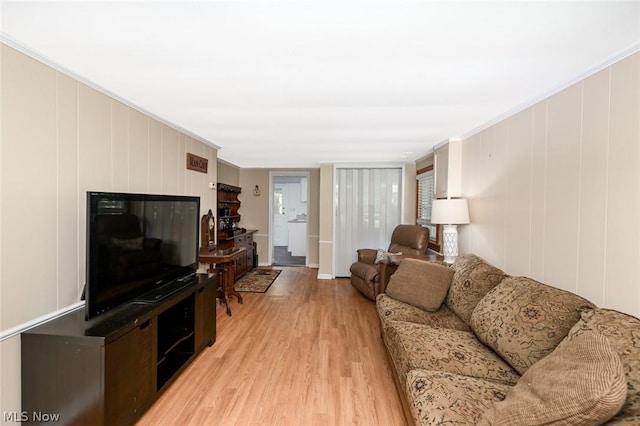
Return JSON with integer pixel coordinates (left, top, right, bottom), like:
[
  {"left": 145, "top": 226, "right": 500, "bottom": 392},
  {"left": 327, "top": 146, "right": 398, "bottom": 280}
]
[{"left": 200, "top": 247, "right": 246, "bottom": 316}]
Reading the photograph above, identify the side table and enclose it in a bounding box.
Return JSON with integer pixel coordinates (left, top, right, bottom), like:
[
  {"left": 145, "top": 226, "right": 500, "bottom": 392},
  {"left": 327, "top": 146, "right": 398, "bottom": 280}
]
[{"left": 199, "top": 247, "right": 246, "bottom": 315}]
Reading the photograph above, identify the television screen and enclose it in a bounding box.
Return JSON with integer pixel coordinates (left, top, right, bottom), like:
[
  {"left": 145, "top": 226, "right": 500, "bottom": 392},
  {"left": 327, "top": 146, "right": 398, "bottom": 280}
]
[{"left": 85, "top": 192, "right": 200, "bottom": 320}]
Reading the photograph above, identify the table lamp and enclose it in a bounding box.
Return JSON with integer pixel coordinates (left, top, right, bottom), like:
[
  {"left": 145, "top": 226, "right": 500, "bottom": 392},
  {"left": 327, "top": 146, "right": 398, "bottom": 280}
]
[{"left": 430, "top": 198, "right": 470, "bottom": 264}]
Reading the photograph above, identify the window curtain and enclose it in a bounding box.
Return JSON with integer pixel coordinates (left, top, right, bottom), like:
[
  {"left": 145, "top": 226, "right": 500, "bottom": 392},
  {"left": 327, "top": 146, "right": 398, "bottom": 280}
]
[{"left": 334, "top": 168, "right": 402, "bottom": 277}]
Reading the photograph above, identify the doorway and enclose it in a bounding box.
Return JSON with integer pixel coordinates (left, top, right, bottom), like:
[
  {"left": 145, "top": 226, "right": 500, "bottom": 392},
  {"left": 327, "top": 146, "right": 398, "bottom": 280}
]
[{"left": 270, "top": 172, "right": 309, "bottom": 266}]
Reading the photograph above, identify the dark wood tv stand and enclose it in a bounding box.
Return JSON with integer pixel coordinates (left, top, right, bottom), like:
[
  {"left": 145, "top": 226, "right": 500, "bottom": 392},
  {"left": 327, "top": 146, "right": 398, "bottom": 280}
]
[{"left": 21, "top": 273, "right": 217, "bottom": 426}]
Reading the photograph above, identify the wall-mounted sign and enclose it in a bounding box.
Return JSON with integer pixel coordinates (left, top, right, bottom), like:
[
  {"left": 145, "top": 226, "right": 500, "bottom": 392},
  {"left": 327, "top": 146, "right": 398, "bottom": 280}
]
[{"left": 186, "top": 153, "right": 208, "bottom": 173}]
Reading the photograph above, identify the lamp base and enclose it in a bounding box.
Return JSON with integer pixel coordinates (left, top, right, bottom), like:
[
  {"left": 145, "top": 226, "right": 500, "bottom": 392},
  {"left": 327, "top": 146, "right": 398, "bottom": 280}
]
[{"left": 442, "top": 224, "right": 459, "bottom": 264}]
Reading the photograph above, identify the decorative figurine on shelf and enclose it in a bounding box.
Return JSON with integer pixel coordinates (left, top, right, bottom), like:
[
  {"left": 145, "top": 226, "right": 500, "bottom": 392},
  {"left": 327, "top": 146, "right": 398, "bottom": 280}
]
[{"left": 200, "top": 209, "right": 216, "bottom": 253}]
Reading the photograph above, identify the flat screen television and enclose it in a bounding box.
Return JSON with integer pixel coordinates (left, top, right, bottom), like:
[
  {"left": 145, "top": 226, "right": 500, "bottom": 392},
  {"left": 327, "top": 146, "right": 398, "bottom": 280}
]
[{"left": 85, "top": 191, "right": 200, "bottom": 320}]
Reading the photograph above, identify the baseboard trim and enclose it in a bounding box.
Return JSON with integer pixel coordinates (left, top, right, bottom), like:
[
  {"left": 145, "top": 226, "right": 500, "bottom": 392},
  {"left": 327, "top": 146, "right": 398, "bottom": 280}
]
[{"left": 317, "top": 273, "right": 334, "bottom": 280}]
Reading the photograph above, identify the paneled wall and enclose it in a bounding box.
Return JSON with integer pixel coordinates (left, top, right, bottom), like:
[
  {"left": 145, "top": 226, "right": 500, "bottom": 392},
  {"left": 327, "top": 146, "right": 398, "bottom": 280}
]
[
  {"left": 0, "top": 44, "right": 218, "bottom": 416},
  {"left": 318, "top": 165, "right": 335, "bottom": 278},
  {"left": 459, "top": 52, "right": 639, "bottom": 317},
  {"left": 217, "top": 160, "right": 240, "bottom": 186}
]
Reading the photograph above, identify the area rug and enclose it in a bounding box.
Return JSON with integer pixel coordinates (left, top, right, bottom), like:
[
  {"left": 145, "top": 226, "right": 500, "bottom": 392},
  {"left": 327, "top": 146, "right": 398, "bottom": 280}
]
[{"left": 234, "top": 269, "right": 281, "bottom": 293}]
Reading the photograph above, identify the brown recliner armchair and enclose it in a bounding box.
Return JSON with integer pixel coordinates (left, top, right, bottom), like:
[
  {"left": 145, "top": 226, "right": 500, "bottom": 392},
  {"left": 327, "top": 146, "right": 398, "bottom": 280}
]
[{"left": 349, "top": 224, "right": 430, "bottom": 300}]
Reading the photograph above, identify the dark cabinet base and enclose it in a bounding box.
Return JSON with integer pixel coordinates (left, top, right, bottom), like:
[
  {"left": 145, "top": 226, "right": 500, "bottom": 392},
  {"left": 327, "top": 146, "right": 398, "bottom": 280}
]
[
  {"left": 217, "top": 229, "right": 257, "bottom": 280},
  {"left": 21, "top": 274, "right": 217, "bottom": 426}
]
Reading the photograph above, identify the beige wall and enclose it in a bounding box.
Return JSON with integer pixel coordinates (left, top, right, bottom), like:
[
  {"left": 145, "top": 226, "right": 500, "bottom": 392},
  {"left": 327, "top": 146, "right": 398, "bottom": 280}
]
[
  {"left": 217, "top": 160, "right": 240, "bottom": 186},
  {"left": 415, "top": 155, "right": 435, "bottom": 244},
  {"left": 238, "top": 169, "right": 270, "bottom": 265},
  {"left": 318, "top": 164, "right": 335, "bottom": 278},
  {"left": 0, "top": 44, "right": 218, "bottom": 416},
  {"left": 238, "top": 169, "right": 320, "bottom": 267},
  {"left": 416, "top": 154, "right": 434, "bottom": 172},
  {"left": 403, "top": 163, "right": 417, "bottom": 223},
  {"left": 459, "top": 51, "right": 640, "bottom": 318}
]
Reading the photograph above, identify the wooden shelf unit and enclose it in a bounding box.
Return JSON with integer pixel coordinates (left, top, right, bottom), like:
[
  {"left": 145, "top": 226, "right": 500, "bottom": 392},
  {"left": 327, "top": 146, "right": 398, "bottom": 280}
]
[
  {"left": 217, "top": 183, "right": 242, "bottom": 240},
  {"left": 217, "top": 182, "right": 257, "bottom": 279}
]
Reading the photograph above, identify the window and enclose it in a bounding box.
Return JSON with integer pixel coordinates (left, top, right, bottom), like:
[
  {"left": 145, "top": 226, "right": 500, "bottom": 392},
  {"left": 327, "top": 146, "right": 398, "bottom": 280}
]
[
  {"left": 417, "top": 169, "right": 435, "bottom": 234},
  {"left": 416, "top": 166, "right": 441, "bottom": 252}
]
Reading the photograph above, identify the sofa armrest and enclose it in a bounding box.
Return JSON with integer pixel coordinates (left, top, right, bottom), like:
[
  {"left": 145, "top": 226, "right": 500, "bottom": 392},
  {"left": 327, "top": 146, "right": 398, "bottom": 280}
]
[
  {"left": 378, "top": 261, "right": 399, "bottom": 294},
  {"left": 357, "top": 248, "right": 378, "bottom": 264}
]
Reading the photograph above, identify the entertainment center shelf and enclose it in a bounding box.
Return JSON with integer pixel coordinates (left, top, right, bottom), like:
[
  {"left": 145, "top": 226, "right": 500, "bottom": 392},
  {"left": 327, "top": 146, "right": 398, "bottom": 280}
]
[{"left": 21, "top": 274, "right": 217, "bottom": 426}]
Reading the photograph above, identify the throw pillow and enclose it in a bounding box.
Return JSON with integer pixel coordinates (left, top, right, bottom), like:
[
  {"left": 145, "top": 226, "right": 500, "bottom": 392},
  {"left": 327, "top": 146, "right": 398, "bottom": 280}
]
[
  {"left": 565, "top": 309, "right": 640, "bottom": 420},
  {"left": 374, "top": 249, "right": 402, "bottom": 264},
  {"left": 470, "top": 276, "right": 596, "bottom": 374},
  {"left": 479, "top": 331, "right": 627, "bottom": 426},
  {"left": 445, "top": 254, "right": 508, "bottom": 325},
  {"left": 385, "top": 258, "right": 454, "bottom": 312}
]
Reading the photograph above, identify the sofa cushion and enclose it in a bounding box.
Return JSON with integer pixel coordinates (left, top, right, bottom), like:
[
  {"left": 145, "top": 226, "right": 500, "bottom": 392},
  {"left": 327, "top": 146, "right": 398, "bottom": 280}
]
[
  {"left": 383, "top": 321, "right": 520, "bottom": 390},
  {"left": 376, "top": 294, "right": 471, "bottom": 332},
  {"left": 479, "top": 330, "right": 627, "bottom": 426},
  {"left": 385, "top": 258, "right": 454, "bottom": 312},
  {"left": 445, "top": 254, "right": 508, "bottom": 325},
  {"left": 566, "top": 309, "right": 640, "bottom": 422},
  {"left": 406, "top": 369, "right": 511, "bottom": 426},
  {"left": 470, "top": 276, "right": 596, "bottom": 375}
]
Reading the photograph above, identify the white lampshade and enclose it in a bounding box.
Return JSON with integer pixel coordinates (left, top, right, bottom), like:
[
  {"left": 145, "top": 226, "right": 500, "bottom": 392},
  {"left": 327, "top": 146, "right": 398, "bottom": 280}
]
[{"left": 431, "top": 198, "right": 470, "bottom": 225}]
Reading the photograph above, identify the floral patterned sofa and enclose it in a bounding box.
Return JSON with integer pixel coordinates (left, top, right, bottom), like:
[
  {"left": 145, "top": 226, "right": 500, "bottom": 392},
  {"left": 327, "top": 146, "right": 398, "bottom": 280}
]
[{"left": 376, "top": 254, "right": 640, "bottom": 425}]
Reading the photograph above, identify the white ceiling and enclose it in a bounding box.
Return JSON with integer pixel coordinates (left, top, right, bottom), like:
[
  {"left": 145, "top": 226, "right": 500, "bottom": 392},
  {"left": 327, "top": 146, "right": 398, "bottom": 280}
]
[{"left": 2, "top": 1, "right": 639, "bottom": 168}]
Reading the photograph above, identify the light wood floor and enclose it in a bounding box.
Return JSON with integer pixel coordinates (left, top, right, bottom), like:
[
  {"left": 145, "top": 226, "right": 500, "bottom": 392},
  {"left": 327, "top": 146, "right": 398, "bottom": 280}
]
[{"left": 136, "top": 267, "right": 407, "bottom": 426}]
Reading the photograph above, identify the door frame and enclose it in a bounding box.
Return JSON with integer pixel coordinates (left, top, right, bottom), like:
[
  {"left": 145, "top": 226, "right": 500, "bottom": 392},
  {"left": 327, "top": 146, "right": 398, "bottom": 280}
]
[{"left": 268, "top": 171, "right": 310, "bottom": 266}]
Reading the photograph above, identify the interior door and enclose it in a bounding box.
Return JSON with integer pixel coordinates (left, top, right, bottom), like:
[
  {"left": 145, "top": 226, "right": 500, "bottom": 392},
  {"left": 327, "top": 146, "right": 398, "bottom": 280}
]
[
  {"left": 334, "top": 167, "right": 402, "bottom": 277},
  {"left": 272, "top": 187, "right": 288, "bottom": 246}
]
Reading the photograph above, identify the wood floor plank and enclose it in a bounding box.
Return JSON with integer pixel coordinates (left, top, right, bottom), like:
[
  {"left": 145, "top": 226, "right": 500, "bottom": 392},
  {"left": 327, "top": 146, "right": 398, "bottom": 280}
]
[{"left": 136, "top": 267, "right": 407, "bottom": 426}]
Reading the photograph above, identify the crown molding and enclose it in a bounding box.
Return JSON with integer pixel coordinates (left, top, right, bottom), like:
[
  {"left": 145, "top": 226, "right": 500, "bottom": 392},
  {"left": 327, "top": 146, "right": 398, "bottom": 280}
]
[
  {"left": 461, "top": 41, "right": 640, "bottom": 140},
  {"left": 0, "top": 34, "right": 221, "bottom": 150}
]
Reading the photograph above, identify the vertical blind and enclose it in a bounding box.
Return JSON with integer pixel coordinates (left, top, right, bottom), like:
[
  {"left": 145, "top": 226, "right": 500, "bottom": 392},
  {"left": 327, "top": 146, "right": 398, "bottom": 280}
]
[{"left": 334, "top": 168, "right": 402, "bottom": 277}]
